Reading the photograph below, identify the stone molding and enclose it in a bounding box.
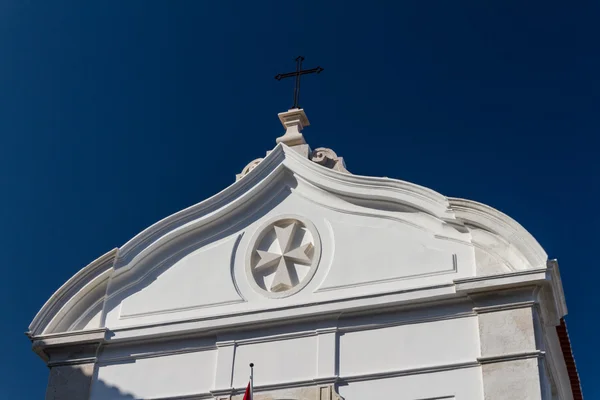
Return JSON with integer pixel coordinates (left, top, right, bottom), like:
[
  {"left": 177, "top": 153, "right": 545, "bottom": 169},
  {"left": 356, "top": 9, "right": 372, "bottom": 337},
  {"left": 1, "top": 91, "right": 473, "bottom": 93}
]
[
  {"left": 449, "top": 198, "right": 547, "bottom": 271},
  {"left": 340, "top": 360, "right": 479, "bottom": 383},
  {"left": 477, "top": 350, "right": 545, "bottom": 364},
  {"left": 99, "top": 343, "right": 217, "bottom": 365},
  {"left": 30, "top": 328, "right": 107, "bottom": 364},
  {"left": 32, "top": 279, "right": 573, "bottom": 399},
  {"left": 214, "top": 383, "right": 343, "bottom": 400},
  {"left": 472, "top": 301, "right": 537, "bottom": 314},
  {"left": 32, "top": 272, "right": 553, "bottom": 349},
  {"left": 107, "top": 268, "right": 562, "bottom": 343},
  {"left": 28, "top": 249, "right": 117, "bottom": 337},
  {"left": 30, "top": 265, "right": 564, "bottom": 358}
]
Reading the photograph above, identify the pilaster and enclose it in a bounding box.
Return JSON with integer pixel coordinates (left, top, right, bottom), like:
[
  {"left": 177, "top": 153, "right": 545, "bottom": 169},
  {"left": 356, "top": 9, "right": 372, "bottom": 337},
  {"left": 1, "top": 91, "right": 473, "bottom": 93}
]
[
  {"left": 472, "top": 290, "right": 550, "bottom": 400},
  {"left": 30, "top": 328, "right": 106, "bottom": 400},
  {"left": 212, "top": 339, "right": 237, "bottom": 399},
  {"left": 45, "top": 363, "right": 95, "bottom": 400},
  {"left": 315, "top": 327, "right": 338, "bottom": 384}
]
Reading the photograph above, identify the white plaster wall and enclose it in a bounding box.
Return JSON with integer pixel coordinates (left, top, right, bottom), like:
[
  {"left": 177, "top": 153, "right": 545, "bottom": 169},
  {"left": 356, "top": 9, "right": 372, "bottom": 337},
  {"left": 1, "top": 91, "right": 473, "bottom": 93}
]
[
  {"left": 338, "top": 366, "right": 485, "bottom": 399},
  {"left": 339, "top": 316, "right": 480, "bottom": 377},
  {"left": 120, "top": 234, "right": 244, "bottom": 318},
  {"left": 90, "top": 349, "right": 217, "bottom": 399},
  {"left": 232, "top": 335, "right": 318, "bottom": 387},
  {"left": 88, "top": 309, "right": 489, "bottom": 399},
  {"left": 317, "top": 217, "right": 470, "bottom": 291},
  {"left": 86, "top": 296, "right": 555, "bottom": 400},
  {"left": 103, "top": 186, "right": 476, "bottom": 331}
]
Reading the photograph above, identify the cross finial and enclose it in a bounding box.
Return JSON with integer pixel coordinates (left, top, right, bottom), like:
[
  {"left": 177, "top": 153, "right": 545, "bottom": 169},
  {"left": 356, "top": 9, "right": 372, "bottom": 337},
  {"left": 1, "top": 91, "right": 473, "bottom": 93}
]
[{"left": 275, "top": 56, "right": 324, "bottom": 109}]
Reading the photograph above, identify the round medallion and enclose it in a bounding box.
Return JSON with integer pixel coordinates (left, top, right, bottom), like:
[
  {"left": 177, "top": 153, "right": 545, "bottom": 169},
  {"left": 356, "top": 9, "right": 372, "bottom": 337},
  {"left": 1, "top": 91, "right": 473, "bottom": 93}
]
[{"left": 246, "top": 215, "right": 321, "bottom": 298}]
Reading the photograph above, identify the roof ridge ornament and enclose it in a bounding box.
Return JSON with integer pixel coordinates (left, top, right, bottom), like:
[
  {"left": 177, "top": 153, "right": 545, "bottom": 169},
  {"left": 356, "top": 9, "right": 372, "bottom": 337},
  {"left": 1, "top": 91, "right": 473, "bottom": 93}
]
[
  {"left": 236, "top": 108, "right": 350, "bottom": 181},
  {"left": 311, "top": 147, "right": 349, "bottom": 173},
  {"left": 235, "top": 57, "right": 348, "bottom": 180},
  {"left": 275, "top": 108, "right": 310, "bottom": 157}
]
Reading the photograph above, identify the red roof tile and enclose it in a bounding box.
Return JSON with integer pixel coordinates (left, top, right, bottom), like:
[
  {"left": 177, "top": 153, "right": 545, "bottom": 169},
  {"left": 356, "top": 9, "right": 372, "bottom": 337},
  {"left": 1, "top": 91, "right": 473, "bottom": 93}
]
[{"left": 556, "top": 318, "right": 583, "bottom": 399}]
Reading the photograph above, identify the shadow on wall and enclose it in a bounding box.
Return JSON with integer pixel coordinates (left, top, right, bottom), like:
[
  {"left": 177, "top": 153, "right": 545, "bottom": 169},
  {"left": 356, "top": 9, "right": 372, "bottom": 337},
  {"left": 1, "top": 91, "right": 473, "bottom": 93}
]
[{"left": 46, "top": 363, "right": 136, "bottom": 400}]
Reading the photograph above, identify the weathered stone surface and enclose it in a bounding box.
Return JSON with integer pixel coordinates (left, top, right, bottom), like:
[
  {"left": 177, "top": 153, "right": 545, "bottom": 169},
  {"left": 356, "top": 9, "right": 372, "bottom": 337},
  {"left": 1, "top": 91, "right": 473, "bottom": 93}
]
[
  {"left": 45, "top": 363, "right": 94, "bottom": 400},
  {"left": 482, "top": 358, "right": 543, "bottom": 400},
  {"left": 478, "top": 307, "right": 537, "bottom": 357}
]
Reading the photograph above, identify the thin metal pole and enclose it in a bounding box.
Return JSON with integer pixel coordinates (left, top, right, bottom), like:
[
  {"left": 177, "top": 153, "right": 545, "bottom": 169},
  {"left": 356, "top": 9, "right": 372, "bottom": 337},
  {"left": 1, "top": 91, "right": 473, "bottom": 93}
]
[
  {"left": 249, "top": 363, "right": 254, "bottom": 399},
  {"left": 294, "top": 56, "right": 304, "bottom": 109}
]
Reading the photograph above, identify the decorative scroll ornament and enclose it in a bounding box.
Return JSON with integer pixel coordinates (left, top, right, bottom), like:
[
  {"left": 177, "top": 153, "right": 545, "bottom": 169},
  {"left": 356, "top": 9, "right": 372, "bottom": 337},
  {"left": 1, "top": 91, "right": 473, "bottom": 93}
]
[
  {"left": 235, "top": 109, "right": 350, "bottom": 180},
  {"left": 310, "top": 147, "right": 349, "bottom": 173},
  {"left": 236, "top": 158, "right": 263, "bottom": 181}
]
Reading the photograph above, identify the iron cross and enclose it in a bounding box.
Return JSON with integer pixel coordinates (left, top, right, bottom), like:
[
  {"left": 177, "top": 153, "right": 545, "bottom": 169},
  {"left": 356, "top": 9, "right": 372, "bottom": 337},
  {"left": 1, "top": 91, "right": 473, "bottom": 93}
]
[{"left": 275, "top": 56, "right": 324, "bottom": 109}]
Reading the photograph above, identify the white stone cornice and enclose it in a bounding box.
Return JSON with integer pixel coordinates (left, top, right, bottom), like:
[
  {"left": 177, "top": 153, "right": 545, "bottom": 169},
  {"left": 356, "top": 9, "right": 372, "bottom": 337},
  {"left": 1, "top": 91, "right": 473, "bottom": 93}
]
[
  {"left": 99, "top": 343, "right": 217, "bottom": 365},
  {"left": 47, "top": 356, "right": 99, "bottom": 368},
  {"left": 30, "top": 327, "right": 107, "bottom": 344},
  {"left": 30, "top": 328, "right": 107, "bottom": 364},
  {"left": 102, "top": 283, "right": 458, "bottom": 343},
  {"left": 340, "top": 360, "right": 480, "bottom": 383},
  {"left": 28, "top": 249, "right": 117, "bottom": 337},
  {"left": 454, "top": 268, "right": 549, "bottom": 293},
  {"left": 455, "top": 267, "right": 566, "bottom": 324},
  {"left": 472, "top": 301, "right": 537, "bottom": 314},
  {"left": 95, "top": 273, "right": 556, "bottom": 344},
  {"left": 449, "top": 197, "right": 547, "bottom": 270},
  {"left": 33, "top": 303, "right": 477, "bottom": 362},
  {"left": 546, "top": 259, "right": 568, "bottom": 318},
  {"left": 477, "top": 350, "right": 545, "bottom": 364}
]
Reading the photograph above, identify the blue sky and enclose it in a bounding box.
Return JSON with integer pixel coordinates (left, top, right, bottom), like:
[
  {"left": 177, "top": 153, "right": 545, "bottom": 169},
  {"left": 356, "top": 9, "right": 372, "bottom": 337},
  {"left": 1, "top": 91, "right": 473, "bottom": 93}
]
[{"left": 1, "top": 1, "right": 598, "bottom": 398}]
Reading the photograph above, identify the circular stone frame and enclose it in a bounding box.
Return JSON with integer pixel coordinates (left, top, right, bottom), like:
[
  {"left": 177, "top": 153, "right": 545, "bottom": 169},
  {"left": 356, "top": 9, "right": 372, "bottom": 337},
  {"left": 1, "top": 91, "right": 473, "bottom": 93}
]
[{"left": 245, "top": 214, "right": 322, "bottom": 299}]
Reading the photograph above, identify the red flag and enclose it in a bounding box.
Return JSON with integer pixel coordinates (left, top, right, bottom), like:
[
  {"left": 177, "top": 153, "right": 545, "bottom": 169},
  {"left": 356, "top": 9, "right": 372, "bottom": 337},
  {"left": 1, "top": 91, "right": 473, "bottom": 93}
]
[{"left": 243, "top": 382, "right": 251, "bottom": 400}]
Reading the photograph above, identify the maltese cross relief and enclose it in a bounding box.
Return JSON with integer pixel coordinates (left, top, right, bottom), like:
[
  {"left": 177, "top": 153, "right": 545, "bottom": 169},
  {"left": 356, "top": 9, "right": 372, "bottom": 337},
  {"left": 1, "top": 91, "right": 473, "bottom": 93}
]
[{"left": 252, "top": 220, "right": 315, "bottom": 293}]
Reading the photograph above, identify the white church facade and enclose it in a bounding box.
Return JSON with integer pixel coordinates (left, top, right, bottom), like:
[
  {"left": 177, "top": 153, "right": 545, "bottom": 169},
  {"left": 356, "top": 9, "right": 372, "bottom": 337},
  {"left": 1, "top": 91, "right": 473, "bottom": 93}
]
[{"left": 29, "top": 108, "right": 582, "bottom": 399}]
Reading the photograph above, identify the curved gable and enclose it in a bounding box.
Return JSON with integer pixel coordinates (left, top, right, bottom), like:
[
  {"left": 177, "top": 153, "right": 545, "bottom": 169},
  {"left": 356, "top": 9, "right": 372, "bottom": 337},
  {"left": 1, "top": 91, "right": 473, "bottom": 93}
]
[
  {"left": 29, "top": 143, "right": 554, "bottom": 337},
  {"left": 28, "top": 249, "right": 117, "bottom": 336}
]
